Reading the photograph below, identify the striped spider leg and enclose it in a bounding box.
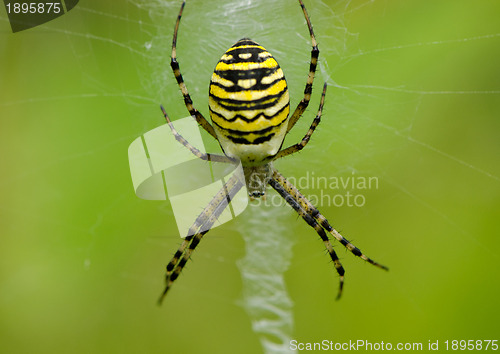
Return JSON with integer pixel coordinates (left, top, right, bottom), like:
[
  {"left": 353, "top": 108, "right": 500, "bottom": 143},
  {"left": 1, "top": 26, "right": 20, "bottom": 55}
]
[
  {"left": 170, "top": 0, "right": 218, "bottom": 140},
  {"left": 270, "top": 84, "right": 388, "bottom": 298},
  {"left": 158, "top": 108, "right": 243, "bottom": 305},
  {"left": 157, "top": 172, "right": 243, "bottom": 304},
  {"left": 269, "top": 170, "right": 388, "bottom": 299},
  {"left": 270, "top": 169, "right": 389, "bottom": 271},
  {"left": 287, "top": 0, "right": 320, "bottom": 133},
  {"left": 160, "top": 105, "right": 235, "bottom": 164}
]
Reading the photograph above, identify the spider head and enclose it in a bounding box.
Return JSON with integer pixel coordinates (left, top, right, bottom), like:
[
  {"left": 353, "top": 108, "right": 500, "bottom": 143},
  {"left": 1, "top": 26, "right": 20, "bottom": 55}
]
[{"left": 243, "top": 164, "right": 272, "bottom": 199}]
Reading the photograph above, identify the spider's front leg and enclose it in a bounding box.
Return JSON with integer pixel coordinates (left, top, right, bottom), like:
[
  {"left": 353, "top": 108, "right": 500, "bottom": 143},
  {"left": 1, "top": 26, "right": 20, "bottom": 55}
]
[
  {"left": 287, "top": 0, "right": 321, "bottom": 133},
  {"left": 169, "top": 0, "right": 218, "bottom": 140}
]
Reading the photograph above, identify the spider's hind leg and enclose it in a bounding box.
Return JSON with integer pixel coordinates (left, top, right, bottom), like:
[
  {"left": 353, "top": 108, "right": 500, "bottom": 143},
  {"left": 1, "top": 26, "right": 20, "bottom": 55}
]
[
  {"left": 269, "top": 173, "right": 346, "bottom": 298},
  {"left": 158, "top": 173, "right": 244, "bottom": 305},
  {"left": 269, "top": 168, "right": 388, "bottom": 299},
  {"left": 272, "top": 169, "right": 388, "bottom": 271}
]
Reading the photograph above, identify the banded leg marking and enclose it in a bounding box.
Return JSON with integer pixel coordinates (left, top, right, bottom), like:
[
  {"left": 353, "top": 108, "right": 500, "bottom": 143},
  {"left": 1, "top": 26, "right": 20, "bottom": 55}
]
[
  {"left": 275, "top": 82, "right": 327, "bottom": 160},
  {"left": 158, "top": 173, "right": 244, "bottom": 304},
  {"left": 171, "top": 0, "right": 218, "bottom": 140},
  {"left": 269, "top": 175, "right": 345, "bottom": 299},
  {"left": 272, "top": 169, "right": 388, "bottom": 271},
  {"left": 287, "top": 0, "right": 320, "bottom": 133},
  {"left": 161, "top": 105, "right": 235, "bottom": 164}
]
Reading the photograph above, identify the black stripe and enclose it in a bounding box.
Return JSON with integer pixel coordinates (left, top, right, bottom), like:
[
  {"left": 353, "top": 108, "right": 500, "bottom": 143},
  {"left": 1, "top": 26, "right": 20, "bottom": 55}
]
[
  {"left": 226, "top": 133, "right": 275, "bottom": 145},
  {"left": 304, "top": 83, "right": 312, "bottom": 95},
  {"left": 215, "top": 66, "right": 278, "bottom": 84},
  {"left": 210, "top": 77, "right": 285, "bottom": 93},
  {"left": 309, "top": 60, "right": 317, "bottom": 75},
  {"left": 220, "top": 47, "right": 269, "bottom": 64},
  {"left": 231, "top": 38, "right": 259, "bottom": 47},
  {"left": 189, "top": 236, "right": 201, "bottom": 250},
  {"left": 211, "top": 115, "right": 287, "bottom": 136},
  {"left": 339, "top": 239, "right": 361, "bottom": 256},
  {"left": 170, "top": 59, "right": 184, "bottom": 85},
  {"left": 209, "top": 102, "right": 289, "bottom": 123},
  {"left": 351, "top": 247, "right": 362, "bottom": 257},
  {"left": 166, "top": 250, "right": 183, "bottom": 271}
]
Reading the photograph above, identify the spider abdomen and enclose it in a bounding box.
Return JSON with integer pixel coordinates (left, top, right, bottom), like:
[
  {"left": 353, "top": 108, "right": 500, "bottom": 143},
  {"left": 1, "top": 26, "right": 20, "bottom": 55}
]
[{"left": 209, "top": 38, "right": 290, "bottom": 166}]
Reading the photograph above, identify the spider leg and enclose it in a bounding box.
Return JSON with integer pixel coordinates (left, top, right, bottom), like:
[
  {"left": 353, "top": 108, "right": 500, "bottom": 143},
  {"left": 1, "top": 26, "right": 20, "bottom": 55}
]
[
  {"left": 272, "top": 169, "right": 388, "bottom": 271},
  {"left": 170, "top": 1, "right": 218, "bottom": 140},
  {"left": 275, "top": 82, "right": 327, "bottom": 160},
  {"left": 160, "top": 105, "right": 235, "bottom": 164},
  {"left": 158, "top": 173, "right": 244, "bottom": 305},
  {"left": 268, "top": 174, "right": 345, "bottom": 299},
  {"left": 286, "top": 0, "right": 320, "bottom": 133}
]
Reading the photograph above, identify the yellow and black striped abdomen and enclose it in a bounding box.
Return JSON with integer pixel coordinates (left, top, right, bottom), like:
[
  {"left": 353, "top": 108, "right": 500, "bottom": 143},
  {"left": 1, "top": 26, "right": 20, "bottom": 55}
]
[{"left": 209, "top": 38, "right": 290, "bottom": 165}]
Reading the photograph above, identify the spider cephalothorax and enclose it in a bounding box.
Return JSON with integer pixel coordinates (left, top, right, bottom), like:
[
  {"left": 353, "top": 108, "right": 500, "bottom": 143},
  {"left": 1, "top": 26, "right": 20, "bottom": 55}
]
[{"left": 158, "top": 0, "right": 387, "bottom": 305}]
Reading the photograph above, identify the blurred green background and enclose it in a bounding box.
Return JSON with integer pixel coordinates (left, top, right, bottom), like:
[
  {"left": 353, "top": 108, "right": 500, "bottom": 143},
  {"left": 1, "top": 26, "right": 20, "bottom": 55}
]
[{"left": 1, "top": 0, "right": 499, "bottom": 353}]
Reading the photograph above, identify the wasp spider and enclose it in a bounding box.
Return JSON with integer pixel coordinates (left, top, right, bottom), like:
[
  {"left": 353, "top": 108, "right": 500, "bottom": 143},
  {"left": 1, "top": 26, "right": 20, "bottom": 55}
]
[{"left": 158, "top": 0, "right": 387, "bottom": 304}]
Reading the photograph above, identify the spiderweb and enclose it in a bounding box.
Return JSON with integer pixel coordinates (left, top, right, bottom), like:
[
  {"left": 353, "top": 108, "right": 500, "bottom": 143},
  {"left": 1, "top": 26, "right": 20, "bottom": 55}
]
[{"left": 1, "top": 0, "right": 499, "bottom": 353}]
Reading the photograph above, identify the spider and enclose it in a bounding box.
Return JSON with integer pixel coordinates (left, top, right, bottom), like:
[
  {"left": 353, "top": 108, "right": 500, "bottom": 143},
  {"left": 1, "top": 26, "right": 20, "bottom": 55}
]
[{"left": 158, "top": 0, "right": 387, "bottom": 305}]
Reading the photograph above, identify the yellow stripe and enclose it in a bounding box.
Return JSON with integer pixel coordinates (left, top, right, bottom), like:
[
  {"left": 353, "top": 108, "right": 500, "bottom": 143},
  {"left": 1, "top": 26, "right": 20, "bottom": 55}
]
[
  {"left": 215, "top": 57, "right": 278, "bottom": 72},
  {"left": 261, "top": 69, "right": 285, "bottom": 85},
  {"left": 212, "top": 109, "right": 288, "bottom": 134},
  {"left": 211, "top": 72, "right": 235, "bottom": 87},
  {"left": 210, "top": 79, "right": 287, "bottom": 102}
]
